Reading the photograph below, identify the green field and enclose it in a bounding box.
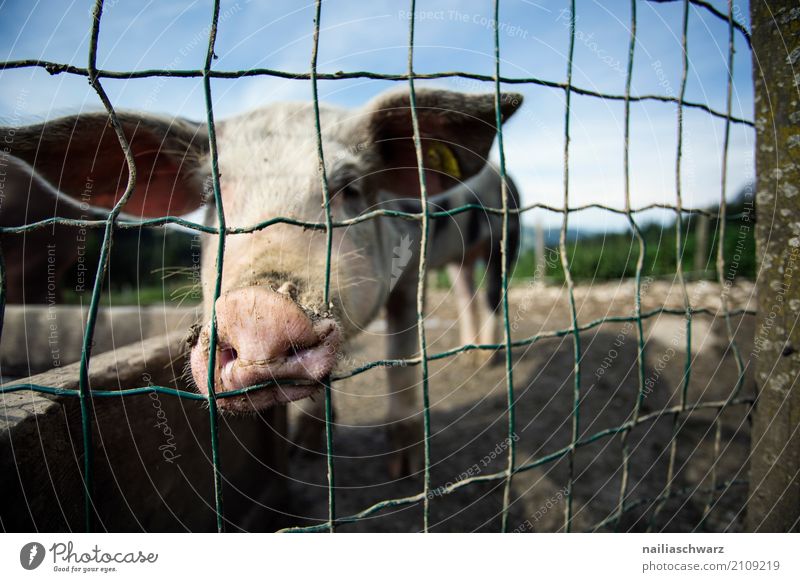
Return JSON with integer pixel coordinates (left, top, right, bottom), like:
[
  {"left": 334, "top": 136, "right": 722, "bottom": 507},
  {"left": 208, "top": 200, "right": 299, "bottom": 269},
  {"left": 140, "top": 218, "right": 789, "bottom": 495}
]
[{"left": 513, "top": 204, "right": 755, "bottom": 284}]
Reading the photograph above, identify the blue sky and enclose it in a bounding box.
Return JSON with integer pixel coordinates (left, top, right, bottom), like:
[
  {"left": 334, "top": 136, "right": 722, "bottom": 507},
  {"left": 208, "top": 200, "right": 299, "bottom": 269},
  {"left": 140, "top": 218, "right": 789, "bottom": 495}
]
[{"left": 0, "top": 0, "right": 755, "bottom": 232}]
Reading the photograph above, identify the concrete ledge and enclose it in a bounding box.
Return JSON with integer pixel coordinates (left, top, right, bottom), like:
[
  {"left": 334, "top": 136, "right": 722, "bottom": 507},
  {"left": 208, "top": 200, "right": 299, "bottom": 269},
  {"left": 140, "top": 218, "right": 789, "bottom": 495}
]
[
  {"left": 0, "top": 332, "right": 289, "bottom": 532},
  {"left": 0, "top": 305, "right": 199, "bottom": 377}
]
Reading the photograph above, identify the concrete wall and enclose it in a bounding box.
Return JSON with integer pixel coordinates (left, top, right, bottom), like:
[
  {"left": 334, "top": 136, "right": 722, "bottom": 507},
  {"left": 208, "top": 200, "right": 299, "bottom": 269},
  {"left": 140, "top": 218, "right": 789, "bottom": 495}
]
[
  {"left": 0, "top": 305, "right": 199, "bottom": 377},
  {"left": 0, "top": 332, "right": 290, "bottom": 532}
]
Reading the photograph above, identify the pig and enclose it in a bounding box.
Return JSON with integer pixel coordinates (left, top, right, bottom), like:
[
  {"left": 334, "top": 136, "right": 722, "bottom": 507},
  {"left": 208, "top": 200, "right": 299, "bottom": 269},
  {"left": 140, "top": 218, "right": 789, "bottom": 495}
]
[
  {"left": 391, "top": 165, "right": 521, "bottom": 365},
  {"left": 1, "top": 88, "right": 523, "bottom": 476}
]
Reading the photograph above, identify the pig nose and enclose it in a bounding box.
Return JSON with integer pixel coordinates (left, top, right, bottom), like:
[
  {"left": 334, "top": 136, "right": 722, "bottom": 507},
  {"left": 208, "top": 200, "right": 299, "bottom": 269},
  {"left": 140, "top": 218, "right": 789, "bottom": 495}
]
[{"left": 189, "top": 286, "right": 342, "bottom": 410}]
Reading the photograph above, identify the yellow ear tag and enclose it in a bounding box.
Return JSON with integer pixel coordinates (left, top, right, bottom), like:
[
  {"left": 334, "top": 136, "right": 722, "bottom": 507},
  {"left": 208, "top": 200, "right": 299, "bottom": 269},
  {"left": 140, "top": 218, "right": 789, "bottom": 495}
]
[{"left": 426, "top": 142, "right": 462, "bottom": 179}]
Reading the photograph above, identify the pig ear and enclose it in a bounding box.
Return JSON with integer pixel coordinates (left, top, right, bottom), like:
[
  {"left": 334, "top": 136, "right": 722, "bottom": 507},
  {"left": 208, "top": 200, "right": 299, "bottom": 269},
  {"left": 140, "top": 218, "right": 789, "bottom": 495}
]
[
  {"left": 357, "top": 88, "right": 523, "bottom": 196},
  {"left": 2, "top": 111, "right": 210, "bottom": 217}
]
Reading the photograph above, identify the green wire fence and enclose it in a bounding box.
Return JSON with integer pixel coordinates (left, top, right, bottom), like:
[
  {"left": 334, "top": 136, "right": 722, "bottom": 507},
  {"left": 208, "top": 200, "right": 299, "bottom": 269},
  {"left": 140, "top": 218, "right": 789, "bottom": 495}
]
[{"left": 0, "top": 0, "right": 756, "bottom": 533}]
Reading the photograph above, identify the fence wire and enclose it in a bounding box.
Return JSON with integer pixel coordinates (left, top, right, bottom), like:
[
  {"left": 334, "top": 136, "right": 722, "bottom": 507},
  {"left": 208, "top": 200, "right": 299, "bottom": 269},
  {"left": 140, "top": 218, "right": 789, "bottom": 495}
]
[{"left": 0, "top": 0, "right": 757, "bottom": 533}]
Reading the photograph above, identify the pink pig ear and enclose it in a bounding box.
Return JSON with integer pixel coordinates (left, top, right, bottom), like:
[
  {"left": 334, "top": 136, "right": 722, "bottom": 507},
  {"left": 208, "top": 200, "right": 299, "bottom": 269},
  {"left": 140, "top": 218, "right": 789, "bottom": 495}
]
[
  {"left": 355, "top": 88, "right": 523, "bottom": 197},
  {"left": 2, "top": 111, "right": 210, "bottom": 218}
]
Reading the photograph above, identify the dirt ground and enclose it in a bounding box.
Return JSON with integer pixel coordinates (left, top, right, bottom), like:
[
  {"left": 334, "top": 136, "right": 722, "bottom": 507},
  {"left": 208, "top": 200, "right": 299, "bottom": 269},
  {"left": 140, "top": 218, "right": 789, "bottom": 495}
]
[{"left": 284, "top": 278, "right": 757, "bottom": 532}]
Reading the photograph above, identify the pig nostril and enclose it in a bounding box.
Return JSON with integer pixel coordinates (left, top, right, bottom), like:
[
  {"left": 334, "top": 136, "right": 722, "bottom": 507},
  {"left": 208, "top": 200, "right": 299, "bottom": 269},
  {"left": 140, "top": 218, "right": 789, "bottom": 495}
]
[{"left": 219, "top": 346, "right": 238, "bottom": 375}]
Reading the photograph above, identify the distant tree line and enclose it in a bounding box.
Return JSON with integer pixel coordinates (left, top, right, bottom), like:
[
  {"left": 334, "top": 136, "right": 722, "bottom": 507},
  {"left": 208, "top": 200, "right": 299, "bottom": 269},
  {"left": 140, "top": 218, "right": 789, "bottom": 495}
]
[
  {"left": 61, "top": 227, "right": 199, "bottom": 305},
  {"left": 512, "top": 188, "right": 755, "bottom": 283}
]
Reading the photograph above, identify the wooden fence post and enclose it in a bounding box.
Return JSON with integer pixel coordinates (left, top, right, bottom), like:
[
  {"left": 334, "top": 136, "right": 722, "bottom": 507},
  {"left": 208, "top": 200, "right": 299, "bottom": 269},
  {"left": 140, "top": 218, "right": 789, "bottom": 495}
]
[{"left": 746, "top": 0, "right": 800, "bottom": 532}]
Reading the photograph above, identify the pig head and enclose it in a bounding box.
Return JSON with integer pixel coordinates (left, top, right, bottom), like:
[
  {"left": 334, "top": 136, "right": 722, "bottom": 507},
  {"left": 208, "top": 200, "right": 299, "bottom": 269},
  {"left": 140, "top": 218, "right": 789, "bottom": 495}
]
[{"left": 3, "top": 88, "right": 522, "bottom": 475}]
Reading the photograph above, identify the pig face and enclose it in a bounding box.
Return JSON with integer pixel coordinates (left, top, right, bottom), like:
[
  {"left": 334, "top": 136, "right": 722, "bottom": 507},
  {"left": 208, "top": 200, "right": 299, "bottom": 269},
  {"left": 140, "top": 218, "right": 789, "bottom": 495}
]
[{"left": 4, "top": 89, "right": 522, "bottom": 411}]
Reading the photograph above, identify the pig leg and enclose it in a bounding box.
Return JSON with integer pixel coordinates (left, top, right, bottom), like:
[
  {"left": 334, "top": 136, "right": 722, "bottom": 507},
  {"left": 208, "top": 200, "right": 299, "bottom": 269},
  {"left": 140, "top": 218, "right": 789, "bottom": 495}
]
[
  {"left": 385, "top": 284, "right": 424, "bottom": 479},
  {"left": 482, "top": 247, "right": 506, "bottom": 366},
  {"left": 478, "top": 290, "right": 503, "bottom": 365},
  {"left": 446, "top": 263, "right": 485, "bottom": 365},
  {"left": 482, "top": 187, "right": 521, "bottom": 366}
]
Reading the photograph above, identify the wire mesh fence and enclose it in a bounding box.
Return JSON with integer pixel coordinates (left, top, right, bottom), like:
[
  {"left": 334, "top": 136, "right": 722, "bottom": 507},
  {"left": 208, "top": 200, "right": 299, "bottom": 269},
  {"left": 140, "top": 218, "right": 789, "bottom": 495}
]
[{"left": 0, "top": 0, "right": 756, "bottom": 533}]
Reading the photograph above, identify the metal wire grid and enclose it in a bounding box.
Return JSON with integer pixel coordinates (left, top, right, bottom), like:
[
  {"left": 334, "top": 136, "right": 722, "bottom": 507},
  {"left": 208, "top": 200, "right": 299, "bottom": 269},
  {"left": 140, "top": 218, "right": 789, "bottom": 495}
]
[{"left": 0, "top": 0, "right": 756, "bottom": 533}]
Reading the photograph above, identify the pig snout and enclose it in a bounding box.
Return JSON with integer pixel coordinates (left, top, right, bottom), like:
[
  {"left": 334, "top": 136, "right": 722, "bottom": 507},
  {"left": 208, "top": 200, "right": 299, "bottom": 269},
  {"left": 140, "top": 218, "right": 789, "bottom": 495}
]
[{"left": 189, "top": 286, "right": 342, "bottom": 411}]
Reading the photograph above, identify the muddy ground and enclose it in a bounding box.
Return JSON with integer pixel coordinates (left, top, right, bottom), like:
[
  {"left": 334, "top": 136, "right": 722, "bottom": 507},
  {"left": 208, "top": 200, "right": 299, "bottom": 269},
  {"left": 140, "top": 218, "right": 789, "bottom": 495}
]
[{"left": 281, "top": 279, "right": 757, "bottom": 532}]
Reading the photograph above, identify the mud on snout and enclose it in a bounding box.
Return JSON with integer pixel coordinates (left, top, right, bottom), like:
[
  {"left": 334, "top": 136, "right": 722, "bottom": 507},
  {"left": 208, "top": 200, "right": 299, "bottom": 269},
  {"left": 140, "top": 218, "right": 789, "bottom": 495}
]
[{"left": 187, "top": 286, "right": 343, "bottom": 412}]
